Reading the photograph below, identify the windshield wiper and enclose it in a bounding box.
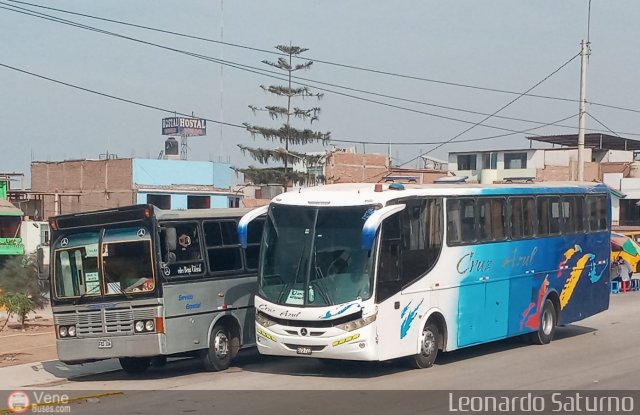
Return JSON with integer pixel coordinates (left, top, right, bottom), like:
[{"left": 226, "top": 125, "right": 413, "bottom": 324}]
[
  {"left": 74, "top": 285, "right": 101, "bottom": 305},
  {"left": 312, "top": 245, "right": 334, "bottom": 305},
  {"left": 276, "top": 238, "right": 309, "bottom": 304}
]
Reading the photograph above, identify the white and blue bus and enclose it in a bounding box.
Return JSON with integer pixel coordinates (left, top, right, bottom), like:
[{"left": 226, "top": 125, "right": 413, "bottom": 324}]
[{"left": 239, "top": 182, "right": 610, "bottom": 368}]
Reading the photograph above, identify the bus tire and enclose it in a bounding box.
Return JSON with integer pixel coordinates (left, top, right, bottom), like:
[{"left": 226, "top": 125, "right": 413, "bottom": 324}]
[
  {"left": 530, "top": 299, "right": 557, "bottom": 345},
  {"left": 119, "top": 357, "right": 151, "bottom": 374},
  {"left": 201, "top": 322, "right": 233, "bottom": 372},
  {"left": 409, "top": 322, "right": 439, "bottom": 369}
]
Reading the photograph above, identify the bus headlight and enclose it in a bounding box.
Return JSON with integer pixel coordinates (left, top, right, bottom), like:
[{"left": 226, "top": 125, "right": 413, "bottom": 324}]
[
  {"left": 145, "top": 320, "right": 155, "bottom": 332},
  {"left": 256, "top": 311, "right": 276, "bottom": 328},
  {"left": 134, "top": 321, "right": 145, "bottom": 333},
  {"left": 58, "top": 326, "right": 68, "bottom": 338},
  {"left": 334, "top": 314, "right": 376, "bottom": 332},
  {"left": 67, "top": 325, "right": 76, "bottom": 337}
]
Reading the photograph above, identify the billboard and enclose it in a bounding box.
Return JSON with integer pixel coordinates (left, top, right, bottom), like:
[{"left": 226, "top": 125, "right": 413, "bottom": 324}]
[{"left": 162, "top": 117, "right": 207, "bottom": 136}]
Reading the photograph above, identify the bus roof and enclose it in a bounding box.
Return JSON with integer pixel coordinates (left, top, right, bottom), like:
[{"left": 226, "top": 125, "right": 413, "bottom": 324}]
[
  {"left": 270, "top": 182, "right": 610, "bottom": 207},
  {"left": 154, "top": 207, "right": 254, "bottom": 221}
]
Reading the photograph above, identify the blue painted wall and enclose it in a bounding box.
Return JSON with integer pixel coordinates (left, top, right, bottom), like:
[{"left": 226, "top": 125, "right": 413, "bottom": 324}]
[{"left": 132, "top": 159, "right": 231, "bottom": 188}]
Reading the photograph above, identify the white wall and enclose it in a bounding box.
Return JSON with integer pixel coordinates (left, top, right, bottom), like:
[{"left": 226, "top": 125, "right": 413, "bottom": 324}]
[{"left": 20, "top": 220, "right": 49, "bottom": 254}]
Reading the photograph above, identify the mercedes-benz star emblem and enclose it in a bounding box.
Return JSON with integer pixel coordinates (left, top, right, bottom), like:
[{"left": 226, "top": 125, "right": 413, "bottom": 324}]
[{"left": 300, "top": 328, "right": 308, "bottom": 336}]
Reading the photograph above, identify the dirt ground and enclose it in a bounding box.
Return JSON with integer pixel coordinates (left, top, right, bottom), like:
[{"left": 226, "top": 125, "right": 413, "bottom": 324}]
[{"left": 0, "top": 314, "right": 57, "bottom": 367}]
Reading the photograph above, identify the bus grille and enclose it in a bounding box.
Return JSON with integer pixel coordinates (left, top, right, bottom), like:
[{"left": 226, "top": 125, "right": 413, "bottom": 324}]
[{"left": 54, "top": 307, "right": 158, "bottom": 337}]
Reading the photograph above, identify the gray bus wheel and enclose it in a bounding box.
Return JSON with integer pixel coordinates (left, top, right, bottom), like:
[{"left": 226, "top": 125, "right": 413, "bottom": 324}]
[
  {"left": 408, "top": 322, "right": 439, "bottom": 369},
  {"left": 201, "top": 323, "right": 233, "bottom": 372},
  {"left": 119, "top": 357, "right": 151, "bottom": 374},
  {"left": 529, "top": 299, "right": 557, "bottom": 345}
]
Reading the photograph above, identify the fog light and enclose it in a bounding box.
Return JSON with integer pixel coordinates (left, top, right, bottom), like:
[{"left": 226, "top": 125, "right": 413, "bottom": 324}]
[
  {"left": 58, "top": 326, "right": 68, "bottom": 338},
  {"left": 67, "top": 325, "right": 76, "bottom": 337},
  {"left": 134, "top": 321, "right": 145, "bottom": 332},
  {"left": 145, "top": 320, "right": 155, "bottom": 332}
]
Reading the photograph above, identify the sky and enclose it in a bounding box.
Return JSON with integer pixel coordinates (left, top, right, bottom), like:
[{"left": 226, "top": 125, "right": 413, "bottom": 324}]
[{"left": 1, "top": 0, "right": 639, "bottom": 186}]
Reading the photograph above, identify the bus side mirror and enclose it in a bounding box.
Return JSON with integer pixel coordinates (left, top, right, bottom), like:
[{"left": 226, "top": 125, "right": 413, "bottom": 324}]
[
  {"left": 361, "top": 204, "right": 406, "bottom": 250},
  {"left": 239, "top": 205, "right": 269, "bottom": 248}
]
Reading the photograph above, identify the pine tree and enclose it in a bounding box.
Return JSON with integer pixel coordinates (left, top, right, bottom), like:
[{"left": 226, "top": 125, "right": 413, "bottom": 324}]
[{"left": 236, "top": 45, "right": 330, "bottom": 190}]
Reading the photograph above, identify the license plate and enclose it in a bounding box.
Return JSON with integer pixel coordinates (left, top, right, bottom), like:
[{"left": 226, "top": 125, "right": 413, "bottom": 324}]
[
  {"left": 296, "top": 346, "right": 312, "bottom": 355},
  {"left": 98, "top": 339, "right": 112, "bottom": 349}
]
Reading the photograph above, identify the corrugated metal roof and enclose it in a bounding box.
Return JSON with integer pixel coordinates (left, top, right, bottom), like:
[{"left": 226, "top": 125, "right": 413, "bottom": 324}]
[{"left": 527, "top": 133, "right": 640, "bottom": 151}]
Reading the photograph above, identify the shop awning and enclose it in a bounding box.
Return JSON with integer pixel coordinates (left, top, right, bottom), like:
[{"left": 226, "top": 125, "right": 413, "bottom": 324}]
[{"left": 0, "top": 199, "right": 23, "bottom": 216}]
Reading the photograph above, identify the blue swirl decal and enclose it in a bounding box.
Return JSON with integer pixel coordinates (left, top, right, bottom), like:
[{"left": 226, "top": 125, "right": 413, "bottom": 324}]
[
  {"left": 400, "top": 299, "right": 424, "bottom": 339},
  {"left": 320, "top": 303, "right": 359, "bottom": 319}
]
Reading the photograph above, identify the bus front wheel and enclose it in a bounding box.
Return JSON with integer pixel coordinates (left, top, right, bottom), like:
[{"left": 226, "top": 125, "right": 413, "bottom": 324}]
[
  {"left": 119, "top": 357, "right": 151, "bottom": 374},
  {"left": 409, "top": 322, "right": 439, "bottom": 369},
  {"left": 201, "top": 323, "right": 233, "bottom": 372},
  {"left": 530, "top": 299, "right": 557, "bottom": 345}
]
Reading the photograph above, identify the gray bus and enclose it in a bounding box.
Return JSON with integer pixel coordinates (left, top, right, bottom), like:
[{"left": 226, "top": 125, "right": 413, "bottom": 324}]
[{"left": 44, "top": 204, "right": 263, "bottom": 373}]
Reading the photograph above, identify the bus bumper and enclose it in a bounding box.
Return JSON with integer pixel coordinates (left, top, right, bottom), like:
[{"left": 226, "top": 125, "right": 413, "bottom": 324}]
[
  {"left": 56, "top": 334, "right": 165, "bottom": 364},
  {"left": 255, "top": 323, "right": 377, "bottom": 361}
]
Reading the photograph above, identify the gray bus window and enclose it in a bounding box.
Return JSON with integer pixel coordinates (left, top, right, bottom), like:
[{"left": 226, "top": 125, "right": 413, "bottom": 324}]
[
  {"left": 173, "top": 223, "right": 202, "bottom": 262},
  {"left": 204, "top": 220, "right": 243, "bottom": 273}
]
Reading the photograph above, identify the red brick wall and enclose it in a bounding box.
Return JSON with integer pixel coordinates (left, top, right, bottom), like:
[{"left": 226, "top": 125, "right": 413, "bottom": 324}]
[
  {"left": 31, "top": 159, "right": 134, "bottom": 218},
  {"left": 325, "top": 152, "right": 389, "bottom": 183}
]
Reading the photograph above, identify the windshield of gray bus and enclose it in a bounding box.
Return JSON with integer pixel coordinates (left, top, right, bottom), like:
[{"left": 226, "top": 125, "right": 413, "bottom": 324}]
[
  {"left": 259, "top": 204, "right": 375, "bottom": 307},
  {"left": 53, "top": 227, "right": 155, "bottom": 299}
]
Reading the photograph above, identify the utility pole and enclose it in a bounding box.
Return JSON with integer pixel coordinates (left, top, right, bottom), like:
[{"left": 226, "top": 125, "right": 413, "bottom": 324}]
[{"left": 577, "top": 40, "right": 590, "bottom": 181}]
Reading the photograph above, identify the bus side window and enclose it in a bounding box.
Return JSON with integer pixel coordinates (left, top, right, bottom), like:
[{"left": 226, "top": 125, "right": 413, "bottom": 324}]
[
  {"left": 587, "top": 195, "right": 608, "bottom": 231},
  {"left": 203, "top": 221, "right": 243, "bottom": 273},
  {"left": 537, "top": 197, "right": 550, "bottom": 236},
  {"left": 446, "top": 199, "right": 462, "bottom": 244},
  {"left": 549, "top": 197, "right": 561, "bottom": 234},
  {"left": 376, "top": 213, "right": 402, "bottom": 302},
  {"left": 244, "top": 219, "right": 264, "bottom": 271},
  {"left": 478, "top": 198, "right": 506, "bottom": 242}
]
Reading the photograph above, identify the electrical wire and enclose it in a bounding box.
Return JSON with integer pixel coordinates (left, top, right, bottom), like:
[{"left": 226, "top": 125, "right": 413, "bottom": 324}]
[
  {"left": 399, "top": 52, "right": 581, "bottom": 167},
  {"left": 6, "top": 0, "right": 640, "bottom": 117},
  {"left": 0, "top": 1, "right": 583, "bottom": 135}
]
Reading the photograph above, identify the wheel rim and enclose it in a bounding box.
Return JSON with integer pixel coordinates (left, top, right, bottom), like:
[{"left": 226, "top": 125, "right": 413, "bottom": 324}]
[
  {"left": 542, "top": 308, "right": 553, "bottom": 336},
  {"left": 421, "top": 329, "right": 436, "bottom": 357},
  {"left": 213, "top": 330, "right": 229, "bottom": 359}
]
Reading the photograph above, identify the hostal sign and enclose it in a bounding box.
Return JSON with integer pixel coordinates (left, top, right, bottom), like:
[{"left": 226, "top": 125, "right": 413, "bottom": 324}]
[{"left": 162, "top": 117, "right": 207, "bottom": 136}]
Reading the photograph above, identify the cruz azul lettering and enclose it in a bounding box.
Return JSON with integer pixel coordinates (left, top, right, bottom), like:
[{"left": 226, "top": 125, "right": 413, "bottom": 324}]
[
  {"left": 258, "top": 303, "right": 277, "bottom": 313},
  {"left": 502, "top": 246, "right": 538, "bottom": 269},
  {"left": 177, "top": 264, "right": 202, "bottom": 275},
  {"left": 457, "top": 252, "right": 493, "bottom": 275}
]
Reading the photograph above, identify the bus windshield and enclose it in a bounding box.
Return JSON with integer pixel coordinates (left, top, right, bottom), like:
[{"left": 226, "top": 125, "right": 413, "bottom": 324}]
[
  {"left": 53, "top": 227, "right": 155, "bottom": 299},
  {"left": 259, "top": 204, "right": 375, "bottom": 307}
]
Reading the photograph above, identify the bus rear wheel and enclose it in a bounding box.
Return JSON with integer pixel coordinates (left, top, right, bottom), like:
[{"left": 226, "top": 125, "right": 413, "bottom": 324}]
[
  {"left": 409, "top": 322, "right": 439, "bottom": 369},
  {"left": 119, "top": 357, "right": 151, "bottom": 374},
  {"left": 201, "top": 323, "right": 233, "bottom": 372},
  {"left": 529, "top": 299, "right": 557, "bottom": 345}
]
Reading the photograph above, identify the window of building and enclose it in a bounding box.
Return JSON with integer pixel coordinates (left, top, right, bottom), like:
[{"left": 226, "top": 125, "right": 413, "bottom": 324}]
[
  {"left": 457, "top": 154, "right": 477, "bottom": 171},
  {"left": 504, "top": 152, "right": 528, "bottom": 169},
  {"left": 187, "top": 196, "right": 210, "bottom": 209},
  {"left": 482, "top": 152, "right": 498, "bottom": 169},
  {"left": 146, "top": 194, "right": 171, "bottom": 209},
  {"left": 228, "top": 197, "right": 241, "bottom": 208}
]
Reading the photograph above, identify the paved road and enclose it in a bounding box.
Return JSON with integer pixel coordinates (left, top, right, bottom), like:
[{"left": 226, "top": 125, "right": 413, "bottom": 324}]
[{"left": 1, "top": 292, "right": 638, "bottom": 413}]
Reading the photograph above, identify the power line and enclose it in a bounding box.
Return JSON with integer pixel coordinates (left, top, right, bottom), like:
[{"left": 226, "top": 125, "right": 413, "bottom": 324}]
[
  {"left": 0, "top": 60, "right": 582, "bottom": 153},
  {"left": 400, "top": 52, "right": 581, "bottom": 167},
  {"left": 0, "top": 61, "right": 245, "bottom": 129},
  {"left": 586, "top": 112, "right": 621, "bottom": 138},
  {"left": 0, "top": 2, "right": 603, "bottom": 137},
  {"left": 4, "top": 2, "right": 640, "bottom": 137},
  {"left": 330, "top": 113, "right": 578, "bottom": 146},
  {"left": 1, "top": 0, "right": 585, "bottom": 106},
  {"left": 7, "top": 0, "right": 640, "bottom": 117}
]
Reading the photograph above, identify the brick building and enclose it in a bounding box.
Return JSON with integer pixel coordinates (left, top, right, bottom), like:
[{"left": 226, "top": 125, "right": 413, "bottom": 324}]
[{"left": 31, "top": 158, "right": 238, "bottom": 219}]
